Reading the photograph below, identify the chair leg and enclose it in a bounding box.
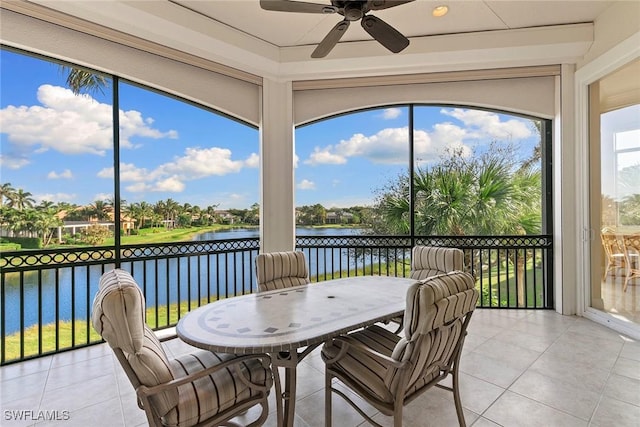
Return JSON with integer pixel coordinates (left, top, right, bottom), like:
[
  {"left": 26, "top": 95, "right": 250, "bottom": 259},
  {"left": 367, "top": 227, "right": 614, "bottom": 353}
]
[
  {"left": 393, "top": 403, "right": 403, "bottom": 427},
  {"left": 325, "top": 371, "right": 333, "bottom": 427},
  {"left": 452, "top": 367, "right": 466, "bottom": 427},
  {"left": 273, "top": 366, "right": 283, "bottom": 427}
]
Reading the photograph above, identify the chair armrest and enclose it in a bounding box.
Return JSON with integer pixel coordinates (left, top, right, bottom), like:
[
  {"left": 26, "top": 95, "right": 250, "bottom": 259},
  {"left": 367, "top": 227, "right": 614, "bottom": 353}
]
[
  {"left": 325, "top": 336, "right": 408, "bottom": 370},
  {"left": 136, "top": 353, "right": 272, "bottom": 401}
]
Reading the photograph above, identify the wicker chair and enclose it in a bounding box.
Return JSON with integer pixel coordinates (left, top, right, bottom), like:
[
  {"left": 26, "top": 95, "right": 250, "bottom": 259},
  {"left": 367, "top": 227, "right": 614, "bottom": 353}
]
[
  {"left": 255, "top": 250, "right": 310, "bottom": 292},
  {"left": 601, "top": 229, "right": 627, "bottom": 279},
  {"left": 322, "top": 271, "right": 478, "bottom": 427},
  {"left": 92, "top": 269, "right": 273, "bottom": 427},
  {"left": 622, "top": 233, "right": 640, "bottom": 292}
]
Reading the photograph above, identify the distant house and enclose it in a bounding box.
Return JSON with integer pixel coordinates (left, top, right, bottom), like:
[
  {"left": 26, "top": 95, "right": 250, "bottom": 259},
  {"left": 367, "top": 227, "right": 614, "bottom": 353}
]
[
  {"left": 326, "top": 211, "right": 354, "bottom": 225},
  {"left": 216, "top": 210, "right": 240, "bottom": 224},
  {"left": 52, "top": 210, "right": 136, "bottom": 242}
]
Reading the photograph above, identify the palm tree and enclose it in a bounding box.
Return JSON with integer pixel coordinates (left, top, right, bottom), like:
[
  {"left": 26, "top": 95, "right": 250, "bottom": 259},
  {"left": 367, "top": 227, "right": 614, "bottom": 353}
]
[
  {"left": 8, "top": 189, "right": 35, "bottom": 211},
  {"left": 87, "top": 200, "right": 110, "bottom": 221},
  {"left": 375, "top": 143, "right": 543, "bottom": 306},
  {"left": 0, "top": 183, "right": 16, "bottom": 208},
  {"left": 60, "top": 66, "right": 109, "bottom": 95},
  {"left": 127, "top": 202, "right": 143, "bottom": 231},
  {"left": 164, "top": 198, "right": 180, "bottom": 228},
  {"left": 32, "top": 208, "right": 63, "bottom": 247}
]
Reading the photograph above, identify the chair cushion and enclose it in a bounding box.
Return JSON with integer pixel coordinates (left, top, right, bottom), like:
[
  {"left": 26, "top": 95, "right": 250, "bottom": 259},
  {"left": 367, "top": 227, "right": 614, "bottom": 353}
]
[
  {"left": 322, "top": 325, "right": 399, "bottom": 403},
  {"left": 402, "top": 271, "right": 477, "bottom": 338},
  {"left": 92, "top": 269, "right": 177, "bottom": 416},
  {"left": 256, "top": 251, "right": 310, "bottom": 292},
  {"left": 324, "top": 271, "right": 479, "bottom": 411},
  {"left": 161, "top": 350, "right": 273, "bottom": 427},
  {"left": 391, "top": 272, "right": 478, "bottom": 393},
  {"left": 410, "top": 246, "right": 463, "bottom": 280},
  {"left": 92, "top": 268, "right": 146, "bottom": 354}
]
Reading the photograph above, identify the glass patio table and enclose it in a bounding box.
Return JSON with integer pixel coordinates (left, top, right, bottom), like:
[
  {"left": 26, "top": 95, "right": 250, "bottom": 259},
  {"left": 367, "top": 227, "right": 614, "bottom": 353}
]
[{"left": 176, "top": 275, "right": 417, "bottom": 427}]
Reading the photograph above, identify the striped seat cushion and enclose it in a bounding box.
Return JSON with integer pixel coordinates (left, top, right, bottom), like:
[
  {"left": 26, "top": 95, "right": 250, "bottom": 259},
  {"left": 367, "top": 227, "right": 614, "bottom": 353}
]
[
  {"left": 256, "top": 251, "right": 310, "bottom": 292},
  {"left": 161, "top": 350, "right": 273, "bottom": 427},
  {"left": 324, "top": 271, "right": 478, "bottom": 405},
  {"left": 409, "top": 246, "right": 464, "bottom": 280},
  {"left": 322, "top": 325, "right": 400, "bottom": 403},
  {"left": 92, "top": 269, "right": 177, "bottom": 416},
  {"left": 391, "top": 272, "right": 478, "bottom": 393}
]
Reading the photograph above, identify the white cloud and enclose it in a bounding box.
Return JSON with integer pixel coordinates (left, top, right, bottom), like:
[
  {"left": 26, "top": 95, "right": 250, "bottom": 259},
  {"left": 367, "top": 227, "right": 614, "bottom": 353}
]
[
  {"left": 97, "top": 163, "right": 151, "bottom": 182},
  {"left": 381, "top": 108, "right": 402, "bottom": 120},
  {"left": 100, "top": 147, "right": 249, "bottom": 194},
  {"left": 47, "top": 169, "right": 73, "bottom": 179},
  {"left": 245, "top": 153, "right": 259, "bottom": 168},
  {"left": 441, "top": 108, "right": 532, "bottom": 140},
  {"left": 159, "top": 147, "right": 244, "bottom": 178},
  {"left": 125, "top": 182, "right": 150, "bottom": 193},
  {"left": 297, "top": 179, "right": 316, "bottom": 190},
  {"left": 305, "top": 127, "right": 425, "bottom": 165},
  {"left": 305, "top": 147, "right": 348, "bottom": 165},
  {"left": 0, "top": 153, "right": 29, "bottom": 169},
  {"left": 302, "top": 108, "right": 530, "bottom": 167},
  {"left": 93, "top": 193, "right": 113, "bottom": 202},
  {"left": 0, "top": 85, "right": 178, "bottom": 167},
  {"left": 33, "top": 192, "right": 76, "bottom": 204},
  {"left": 153, "top": 176, "right": 185, "bottom": 192}
]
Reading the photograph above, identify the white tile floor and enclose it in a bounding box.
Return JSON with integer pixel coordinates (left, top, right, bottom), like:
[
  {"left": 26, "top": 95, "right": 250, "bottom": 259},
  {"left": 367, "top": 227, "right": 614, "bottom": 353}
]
[{"left": 1, "top": 309, "right": 639, "bottom": 427}]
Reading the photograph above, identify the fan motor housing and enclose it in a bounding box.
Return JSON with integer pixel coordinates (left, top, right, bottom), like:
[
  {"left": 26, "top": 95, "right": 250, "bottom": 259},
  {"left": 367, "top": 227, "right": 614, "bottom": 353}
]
[{"left": 333, "top": 1, "right": 369, "bottom": 21}]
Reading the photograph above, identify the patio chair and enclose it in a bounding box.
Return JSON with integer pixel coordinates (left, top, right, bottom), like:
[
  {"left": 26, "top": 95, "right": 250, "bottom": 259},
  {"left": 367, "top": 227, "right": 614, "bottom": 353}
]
[
  {"left": 410, "top": 246, "right": 464, "bottom": 280},
  {"left": 322, "top": 271, "right": 478, "bottom": 427},
  {"left": 601, "top": 229, "right": 627, "bottom": 279},
  {"left": 622, "top": 233, "right": 640, "bottom": 292},
  {"left": 91, "top": 269, "right": 274, "bottom": 427},
  {"left": 385, "top": 245, "right": 465, "bottom": 333},
  {"left": 255, "top": 250, "right": 310, "bottom": 292}
]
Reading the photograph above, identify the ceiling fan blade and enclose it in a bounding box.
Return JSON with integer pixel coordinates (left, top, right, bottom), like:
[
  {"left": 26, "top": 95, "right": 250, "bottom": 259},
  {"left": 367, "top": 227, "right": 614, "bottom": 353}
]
[
  {"left": 368, "top": 0, "right": 415, "bottom": 11},
  {"left": 312, "top": 20, "right": 350, "bottom": 58},
  {"left": 260, "top": 0, "right": 338, "bottom": 14},
  {"left": 361, "top": 15, "right": 409, "bottom": 53}
]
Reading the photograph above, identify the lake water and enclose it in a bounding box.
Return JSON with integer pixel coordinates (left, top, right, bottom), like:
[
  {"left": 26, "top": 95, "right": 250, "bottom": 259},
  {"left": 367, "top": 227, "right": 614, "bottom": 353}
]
[{"left": 3, "top": 227, "right": 363, "bottom": 335}]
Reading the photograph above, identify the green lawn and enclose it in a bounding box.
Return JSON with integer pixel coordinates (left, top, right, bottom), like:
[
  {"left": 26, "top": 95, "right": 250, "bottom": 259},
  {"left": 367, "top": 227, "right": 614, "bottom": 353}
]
[
  {"left": 478, "top": 262, "right": 546, "bottom": 308},
  {"left": 107, "top": 224, "right": 258, "bottom": 245}
]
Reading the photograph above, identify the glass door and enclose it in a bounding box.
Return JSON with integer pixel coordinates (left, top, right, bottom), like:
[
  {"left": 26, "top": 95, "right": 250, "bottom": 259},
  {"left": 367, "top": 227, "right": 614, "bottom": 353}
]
[{"left": 589, "top": 59, "right": 640, "bottom": 325}]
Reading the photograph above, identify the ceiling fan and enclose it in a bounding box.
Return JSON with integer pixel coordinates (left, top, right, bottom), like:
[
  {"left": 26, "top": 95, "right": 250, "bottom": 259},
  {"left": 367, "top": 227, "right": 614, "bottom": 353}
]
[{"left": 259, "top": 0, "right": 414, "bottom": 58}]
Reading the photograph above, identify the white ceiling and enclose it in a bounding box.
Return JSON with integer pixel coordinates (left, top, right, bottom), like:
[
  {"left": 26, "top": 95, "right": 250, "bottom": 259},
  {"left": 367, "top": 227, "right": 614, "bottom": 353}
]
[
  {"left": 26, "top": 0, "right": 615, "bottom": 80},
  {"left": 173, "top": 0, "right": 611, "bottom": 47}
]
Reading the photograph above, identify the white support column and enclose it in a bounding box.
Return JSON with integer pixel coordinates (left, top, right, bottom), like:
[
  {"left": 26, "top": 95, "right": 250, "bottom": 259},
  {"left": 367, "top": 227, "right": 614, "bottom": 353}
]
[
  {"left": 260, "top": 79, "right": 295, "bottom": 253},
  {"left": 555, "top": 63, "right": 577, "bottom": 315}
]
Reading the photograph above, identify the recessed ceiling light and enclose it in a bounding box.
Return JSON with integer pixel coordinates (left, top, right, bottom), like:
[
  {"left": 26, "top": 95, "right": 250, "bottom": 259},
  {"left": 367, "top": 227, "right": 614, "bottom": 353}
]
[{"left": 432, "top": 5, "right": 449, "bottom": 17}]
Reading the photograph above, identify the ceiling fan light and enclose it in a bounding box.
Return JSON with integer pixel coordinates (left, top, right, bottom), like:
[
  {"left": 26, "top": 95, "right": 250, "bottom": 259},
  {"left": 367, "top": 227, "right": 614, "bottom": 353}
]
[{"left": 432, "top": 5, "right": 448, "bottom": 17}]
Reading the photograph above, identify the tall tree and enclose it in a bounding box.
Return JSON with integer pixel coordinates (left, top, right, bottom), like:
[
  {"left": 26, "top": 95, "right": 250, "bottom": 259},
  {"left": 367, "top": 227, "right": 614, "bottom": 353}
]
[
  {"left": 0, "top": 183, "right": 16, "bottom": 208},
  {"left": 374, "top": 142, "right": 542, "bottom": 307},
  {"left": 8, "top": 189, "right": 35, "bottom": 211},
  {"left": 60, "top": 66, "right": 109, "bottom": 95}
]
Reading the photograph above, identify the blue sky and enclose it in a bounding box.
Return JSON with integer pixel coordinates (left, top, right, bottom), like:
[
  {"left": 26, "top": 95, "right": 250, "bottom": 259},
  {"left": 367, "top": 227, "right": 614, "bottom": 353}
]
[{"left": 1, "top": 48, "right": 540, "bottom": 210}]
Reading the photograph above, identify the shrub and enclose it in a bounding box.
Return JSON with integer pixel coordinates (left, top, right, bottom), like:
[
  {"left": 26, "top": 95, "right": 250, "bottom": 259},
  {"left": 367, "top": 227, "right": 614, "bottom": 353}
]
[{"left": 1, "top": 236, "right": 42, "bottom": 249}]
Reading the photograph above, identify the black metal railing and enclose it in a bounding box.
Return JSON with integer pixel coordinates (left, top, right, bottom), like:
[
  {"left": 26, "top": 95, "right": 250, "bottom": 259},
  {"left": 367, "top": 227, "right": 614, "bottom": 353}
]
[{"left": 0, "top": 234, "right": 552, "bottom": 365}]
